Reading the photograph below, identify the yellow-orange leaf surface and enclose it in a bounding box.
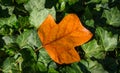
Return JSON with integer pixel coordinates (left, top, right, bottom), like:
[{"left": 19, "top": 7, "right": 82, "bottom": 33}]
[{"left": 37, "top": 14, "right": 93, "bottom": 64}]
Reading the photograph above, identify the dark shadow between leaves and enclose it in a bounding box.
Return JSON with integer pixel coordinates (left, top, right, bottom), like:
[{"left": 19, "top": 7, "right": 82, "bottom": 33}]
[
  {"left": 0, "top": 6, "right": 10, "bottom": 17},
  {"left": 91, "top": 55, "right": 118, "bottom": 73},
  {"left": 78, "top": 62, "right": 91, "bottom": 73}
]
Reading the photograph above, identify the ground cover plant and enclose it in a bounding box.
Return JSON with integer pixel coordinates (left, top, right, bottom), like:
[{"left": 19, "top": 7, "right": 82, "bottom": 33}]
[{"left": 0, "top": 0, "right": 120, "bottom": 73}]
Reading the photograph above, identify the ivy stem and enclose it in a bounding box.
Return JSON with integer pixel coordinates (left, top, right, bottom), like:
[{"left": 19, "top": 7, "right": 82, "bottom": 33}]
[{"left": 35, "top": 46, "right": 43, "bottom": 52}]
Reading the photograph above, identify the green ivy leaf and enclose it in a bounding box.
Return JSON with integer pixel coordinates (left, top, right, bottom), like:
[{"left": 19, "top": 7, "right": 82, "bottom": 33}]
[
  {"left": 17, "top": 16, "right": 31, "bottom": 29},
  {"left": 102, "top": 7, "right": 120, "bottom": 27},
  {"left": 68, "top": 0, "right": 79, "bottom": 5},
  {"left": 101, "top": 0, "right": 108, "bottom": 3},
  {"left": 27, "top": 30, "right": 42, "bottom": 48},
  {"left": 16, "top": 30, "right": 31, "bottom": 48},
  {"left": 2, "top": 57, "right": 21, "bottom": 73},
  {"left": 48, "top": 68, "right": 59, "bottom": 73},
  {"left": 37, "top": 48, "right": 57, "bottom": 72},
  {"left": 24, "top": 0, "right": 45, "bottom": 12},
  {"left": 2, "top": 36, "right": 15, "bottom": 45},
  {"left": 29, "top": 7, "right": 56, "bottom": 28},
  {"left": 59, "top": 66, "right": 77, "bottom": 73},
  {"left": 70, "top": 63, "right": 83, "bottom": 73},
  {"left": 2, "top": 36, "right": 19, "bottom": 56},
  {"left": 0, "top": 25, "right": 12, "bottom": 35},
  {"left": 0, "top": 4, "right": 14, "bottom": 15},
  {"left": 16, "top": 0, "right": 29, "bottom": 4},
  {"left": 85, "top": 19, "right": 94, "bottom": 28},
  {"left": 24, "top": 0, "right": 56, "bottom": 28},
  {"left": 60, "top": 1, "right": 66, "bottom": 11},
  {"left": 0, "top": 14, "right": 17, "bottom": 28},
  {"left": 58, "top": 63, "right": 82, "bottom": 73},
  {"left": 16, "top": 29, "right": 42, "bottom": 48},
  {"left": 95, "top": 27, "right": 118, "bottom": 51},
  {"left": 87, "top": 0, "right": 101, "bottom": 4},
  {"left": 82, "top": 39, "right": 105, "bottom": 59},
  {"left": 38, "top": 49, "right": 53, "bottom": 67},
  {"left": 80, "top": 59, "right": 108, "bottom": 73},
  {"left": 36, "top": 61, "right": 47, "bottom": 72}
]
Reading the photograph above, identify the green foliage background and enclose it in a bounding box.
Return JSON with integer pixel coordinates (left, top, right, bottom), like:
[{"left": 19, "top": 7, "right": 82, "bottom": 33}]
[{"left": 0, "top": 0, "right": 120, "bottom": 73}]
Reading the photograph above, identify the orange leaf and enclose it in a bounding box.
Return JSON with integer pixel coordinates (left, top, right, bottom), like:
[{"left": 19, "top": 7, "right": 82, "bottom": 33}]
[{"left": 37, "top": 14, "right": 93, "bottom": 64}]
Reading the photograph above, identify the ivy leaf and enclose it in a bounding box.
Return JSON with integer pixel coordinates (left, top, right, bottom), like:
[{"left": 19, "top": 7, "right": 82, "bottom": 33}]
[
  {"left": 95, "top": 27, "right": 118, "bottom": 51},
  {"left": 2, "top": 36, "right": 15, "bottom": 45},
  {"left": 48, "top": 68, "right": 58, "bottom": 73},
  {"left": 2, "top": 36, "right": 18, "bottom": 56},
  {"left": 87, "top": 0, "right": 101, "bottom": 3},
  {"left": 17, "top": 16, "right": 31, "bottom": 29},
  {"left": 2, "top": 57, "right": 21, "bottom": 73},
  {"left": 82, "top": 39, "right": 105, "bottom": 59},
  {"left": 27, "top": 30, "right": 42, "bottom": 48},
  {"left": 24, "top": 0, "right": 45, "bottom": 12},
  {"left": 101, "top": 0, "right": 108, "bottom": 3},
  {"left": 68, "top": 0, "right": 79, "bottom": 5},
  {"left": 16, "top": 29, "right": 42, "bottom": 48},
  {"left": 38, "top": 14, "right": 93, "bottom": 64},
  {"left": 85, "top": 19, "right": 94, "bottom": 28},
  {"left": 38, "top": 49, "right": 53, "bottom": 67},
  {"left": 0, "top": 14, "right": 17, "bottom": 28},
  {"left": 0, "top": 4, "right": 14, "bottom": 15},
  {"left": 29, "top": 7, "right": 56, "bottom": 28},
  {"left": 102, "top": 7, "right": 120, "bottom": 27},
  {"left": 37, "top": 48, "right": 57, "bottom": 72},
  {"left": 16, "top": 0, "right": 29, "bottom": 4},
  {"left": 16, "top": 30, "right": 31, "bottom": 48},
  {"left": 24, "top": 0, "right": 56, "bottom": 28},
  {"left": 80, "top": 59, "right": 108, "bottom": 73}
]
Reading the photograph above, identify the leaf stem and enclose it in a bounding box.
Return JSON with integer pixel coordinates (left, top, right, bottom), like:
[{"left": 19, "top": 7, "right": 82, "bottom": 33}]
[{"left": 35, "top": 46, "right": 43, "bottom": 52}]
